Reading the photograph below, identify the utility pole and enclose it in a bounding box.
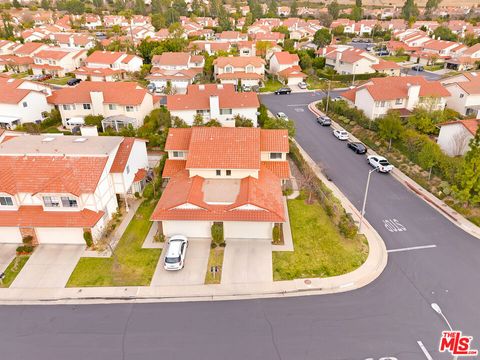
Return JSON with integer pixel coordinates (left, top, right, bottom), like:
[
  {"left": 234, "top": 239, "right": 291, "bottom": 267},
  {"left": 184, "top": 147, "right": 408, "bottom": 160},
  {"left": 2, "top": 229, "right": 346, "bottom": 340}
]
[
  {"left": 325, "top": 79, "right": 331, "bottom": 114},
  {"left": 359, "top": 167, "right": 378, "bottom": 233}
]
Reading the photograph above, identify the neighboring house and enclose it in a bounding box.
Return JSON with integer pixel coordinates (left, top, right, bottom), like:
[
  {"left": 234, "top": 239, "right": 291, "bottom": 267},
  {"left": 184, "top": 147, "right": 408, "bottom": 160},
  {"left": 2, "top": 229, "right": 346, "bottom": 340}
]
[
  {"left": 190, "top": 40, "right": 232, "bottom": 55},
  {"left": 0, "top": 78, "right": 52, "bottom": 129},
  {"left": 47, "top": 81, "right": 157, "bottom": 130},
  {"left": 0, "top": 40, "right": 17, "bottom": 55},
  {"left": 148, "top": 52, "right": 204, "bottom": 94},
  {"left": 73, "top": 50, "right": 143, "bottom": 81},
  {"left": 437, "top": 119, "right": 479, "bottom": 156},
  {"left": 445, "top": 43, "right": 480, "bottom": 71},
  {"left": 269, "top": 51, "right": 306, "bottom": 85},
  {"left": 217, "top": 31, "right": 248, "bottom": 42},
  {"left": 32, "top": 48, "right": 87, "bottom": 77},
  {"left": 410, "top": 39, "right": 467, "bottom": 65},
  {"left": 14, "top": 42, "right": 49, "bottom": 57},
  {"left": 167, "top": 84, "right": 260, "bottom": 127},
  {"left": 0, "top": 133, "right": 148, "bottom": 244},
  {"left": 441, "top": 72, "right": 480, "bottom": 118},
  {"left": 238, "top": 41, "right": 256, "bottom": 57},
  {"left": 341, "top": 76, "right": 450, "bottom": 119},
  {"left": 0, "top": 55, "right": 34, "bottom": 73},
  {"left": 151, "top": 127, "right": 290, "bottom": 241},
  {"left": 213, "top": 56, "right": 266, "bottom": 87},
  {"left": 52, "top": 33, "right": 96, "bottom": 50}
]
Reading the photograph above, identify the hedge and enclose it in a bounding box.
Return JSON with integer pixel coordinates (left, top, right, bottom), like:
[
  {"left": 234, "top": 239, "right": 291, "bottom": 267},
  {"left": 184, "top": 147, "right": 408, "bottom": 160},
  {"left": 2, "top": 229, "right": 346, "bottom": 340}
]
[{"left": 317, "top": 70, "right": 387, "bottom": 82}]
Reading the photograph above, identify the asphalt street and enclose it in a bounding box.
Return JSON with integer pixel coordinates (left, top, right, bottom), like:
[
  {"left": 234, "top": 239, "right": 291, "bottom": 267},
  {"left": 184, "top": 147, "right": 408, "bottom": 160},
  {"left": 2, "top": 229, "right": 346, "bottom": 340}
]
[{"left": 0, "top": 92, "right": 478, "bottom": 360}]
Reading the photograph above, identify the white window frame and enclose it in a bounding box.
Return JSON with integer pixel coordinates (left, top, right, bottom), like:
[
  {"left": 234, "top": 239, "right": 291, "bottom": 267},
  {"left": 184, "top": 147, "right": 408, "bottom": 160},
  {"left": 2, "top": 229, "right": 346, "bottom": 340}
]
[
  {"left": 126, "top": 105, "right": 134, "bottom": 112},
  {"left": 83, "top": 103, "right": 91, "bottom": 110},
  {"left": 220, "top": 108, "right": 232, "bottom": 115},
  {"left": 270, "top": 152, "right": 282, "bottom": 160},
  {"left": 0, "top": 196, "right": 14, "bottom": 207},
  {"left": 172, "top": 151, "right": 184, "bottom": 158}
]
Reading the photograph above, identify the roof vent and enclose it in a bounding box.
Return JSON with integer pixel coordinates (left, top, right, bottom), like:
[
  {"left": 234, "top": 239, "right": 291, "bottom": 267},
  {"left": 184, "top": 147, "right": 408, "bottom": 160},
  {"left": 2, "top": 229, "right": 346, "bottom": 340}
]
[
  {"left": 42, "top": 137, "right": 55, "bottom": 142},
  {"left": 74, "top": 137, "right": 87, "bottom": 143},
  {"left": 199, "top": 84, "right": 205, "bottom": 90}
]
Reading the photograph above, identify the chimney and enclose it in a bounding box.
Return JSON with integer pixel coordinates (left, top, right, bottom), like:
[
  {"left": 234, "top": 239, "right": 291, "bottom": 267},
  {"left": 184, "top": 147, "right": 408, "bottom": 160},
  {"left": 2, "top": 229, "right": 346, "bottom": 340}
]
[
  {"left": 209, "top": 95, "right": 220, "bottom": 118},
  {"left": 406, "top": 83, "right": 421, "bottom": 110},
  {"left": 205, "top": 43, "right": 211, "bottom": 54},
  {"left": 199, "top": 84, "right": 205, "bottom": 91},
  {"left": 90, "top": 91, "right": 104, "bottom": 115},
  {"left": 80, "top": 125, "right": 98, "bottom": 136},
  {"left": 69, "top": 36, "right": 75, "bottom": 48}
]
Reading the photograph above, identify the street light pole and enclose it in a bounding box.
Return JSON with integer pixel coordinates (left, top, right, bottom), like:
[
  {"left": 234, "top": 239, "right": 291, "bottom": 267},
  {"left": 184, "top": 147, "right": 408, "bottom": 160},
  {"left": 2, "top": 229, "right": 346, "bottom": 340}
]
[
  {"left": 431, "top": 303, "right": 457, "bottom": 360},
  {"left": 359, "top": 167, "right": 378, "bottom": 233},
  {"left": 325, "top": 79, "right": 331, "bottom": 114},
  {"left": 352, "top": 64, "right": 358, "bottom": 87}
]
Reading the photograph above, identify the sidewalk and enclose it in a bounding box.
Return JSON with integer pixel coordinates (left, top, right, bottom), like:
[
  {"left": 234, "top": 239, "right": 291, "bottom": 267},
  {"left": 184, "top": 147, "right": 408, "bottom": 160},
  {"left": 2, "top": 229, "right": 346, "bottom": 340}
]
[{"left": 309, "top": 101, "right": 480, "bottom": 241}]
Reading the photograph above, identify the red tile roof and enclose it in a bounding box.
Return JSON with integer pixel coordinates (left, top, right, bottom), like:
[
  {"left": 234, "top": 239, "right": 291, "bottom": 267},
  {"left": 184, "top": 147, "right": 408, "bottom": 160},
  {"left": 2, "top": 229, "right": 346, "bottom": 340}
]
[
  {"left": 261, "top": 161, "right": 290, "bottom": 179},
  {"left": 48, "top": 81, "right": 149, "bottom": 106},
  {"left": 186, "top": 127, "right": 261, "bottom": 169},
  {"left": 152, "top": 52, "right": 191, "bottom": 66},
  {"left": 85, "top": 50, "right": 125, "bottom": 64},
  {"left": 133, "top": 168, "right": 147, "bottom": 182},
  {"left": 0, "top": 78, "right": 32, "bottom": 104},
  {"left": 214, "top": 56, "right": 265, "bottom": 68},
  {"left": 0, "top": 206, "right": 104, "bottom": 227},
  {"left": 14, "top": 42, "right": 45, "bottom": 55},
  {"left": 278, "top": 65, "right": 307, "bottom": 78},
  {"left": 260, "top": 129, "right": 289, "bottom": 152},
  {"left": 272, "top": 51, "right": 300, "bottom": 65},
  {"left": 35, "top": 49, "right": 70, "bottom": 60},
  {"left": 217, "top": 72, "right": 263, "bottom": 80},
  {"left": 164, "top": 128, "right": 192, "bottom": 151},
  {"left": 371, "top": 60, "right": 401, "bottom": 70},
  {"left": 73, "top": 66, "right": 125, "bottom": 77},
  {"left": 110, "top": 137, "right": 135, "bottom": 173},
  {"left": 162, "top": 159, "right": 187, "bottom": 178},
  {"left": 440, "top": 119, "right": 479, "bottom": 136},
  {"left": 167, "top": 84, "right": 259, "bottom": 111},
  {"left": 0, "top": 155, "right": 108, "bottom": 196}
]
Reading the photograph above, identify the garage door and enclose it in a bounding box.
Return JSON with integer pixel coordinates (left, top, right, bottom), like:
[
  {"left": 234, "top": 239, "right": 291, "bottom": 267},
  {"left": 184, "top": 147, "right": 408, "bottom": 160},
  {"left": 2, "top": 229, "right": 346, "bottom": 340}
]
[
  {"left": 35, "top": 228, "right": 85, "bottom": 244},
  {"left": 0, "top": 227, "right": 23, "bottom": 244},
  {"left": 224, "top": 222, "right": 273, "bottom": 240},
  {"left": 162, "top": 221, "right": 212, "bottom": 238}
]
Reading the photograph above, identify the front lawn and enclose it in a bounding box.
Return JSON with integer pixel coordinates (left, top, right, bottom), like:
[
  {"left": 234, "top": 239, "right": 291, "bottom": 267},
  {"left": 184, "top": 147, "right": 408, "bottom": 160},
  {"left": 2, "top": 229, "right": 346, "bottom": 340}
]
[
  {"left": 0, "top": 256, "right": 30, "bottom": 288},
  {"left": 272, "top": 197, "right": 368, "bottom": 280},
  {"left": 10, "top": 72, "right": 29, "bottom": 79},
  {"left": 45, "top": 76, "right": 73, "bottom": 86},
  {"left": 382, "top": 55, "right": 409, "bottom": 63},
  {"left": 306, "top": 76, "right": 327, "bottom": 90},
  {"left": 67, "top": 199, "right": 161, "bottom": 287},
  {"left": 204, "top": 248, "right": 224, "bottom": 284},
  {"left": 424, "top": 64, "right": 443, "bottom": 71},
  {"left": 260, "top": 78, "right": 283, "bottom": 93}
]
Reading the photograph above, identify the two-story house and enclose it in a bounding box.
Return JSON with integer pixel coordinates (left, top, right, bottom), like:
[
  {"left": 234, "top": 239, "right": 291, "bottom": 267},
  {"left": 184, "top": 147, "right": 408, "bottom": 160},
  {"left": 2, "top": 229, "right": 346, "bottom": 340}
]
[
  {"left": 441, "top": 72, "right": 480, "bottom": 118},
  {"left": 147, "top": 52, "right": 204, "bottom": 94},
  {"left": 73, "top": 51, "right": 143, "bottom": 82},
  {"left": 217, "top": 31, "right": 248, "bottom": 42},
  {"left": 47, "top": 81, "right": 157, "bottom": 130},
  {"left": 0, "top": 133, "right": 148, "bottom": 244},
  {"left": 152, "top": 127, "right": 290, "bottom": 241},
  {"left": 31, "top": 48, "right": 87, "bottom": 77},
  {"left": 341, "top": 76, "right": 450, "bottom": 119},
  {"left": 213, "top": 56, "right": 265, "bottom": 88},
  {"left": 167, "top": 84, "right": 260, "bottom": 127},
  {"left": 269, "top": 52, "right": 306, "bottom": 85},
  {"left": 0, "top": 78, "right": 52, "bottom": 129},
  {"left": 437, "top": 119, "right": 479, "bottom": 156}
]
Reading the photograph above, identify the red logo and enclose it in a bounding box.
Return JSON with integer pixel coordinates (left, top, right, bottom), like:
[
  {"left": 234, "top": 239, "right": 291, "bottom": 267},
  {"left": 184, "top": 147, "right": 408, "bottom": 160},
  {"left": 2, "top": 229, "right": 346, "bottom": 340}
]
[{"left": 439, "top": 331, "right": 478, "bottom": 356}]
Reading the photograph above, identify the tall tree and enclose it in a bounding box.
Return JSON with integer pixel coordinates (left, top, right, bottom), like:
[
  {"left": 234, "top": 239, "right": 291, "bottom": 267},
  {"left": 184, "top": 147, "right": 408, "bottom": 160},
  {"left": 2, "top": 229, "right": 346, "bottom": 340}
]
[
  {"left": 328, "top": 0, "right": 340, "bottom": 20},
  {"left": 313, "top": 28, "right": 332, "bottom": 47},
  {"left": 291, "top": 0, "right": 298, "bottom": 17},
  {"left": 425, "top": 0, "right": 441, "bottom": 18},
  {"left": 41, "top": 0, "right": 50, "bottom": 10},
  {"left": 418, "top": 141, "right": 442, "bottom": 180},
  {"left": 268, "top": 0, "right": 278, "bottom": 17},
  {"left": 377, "top": 111, "right": 404, "bottom": 150},
  {"left": 134, "top": 0, "right": 146, "bottom": 15},
  {"left": 453, "top": 128, "right": 480, "bottom": 206},
  {"left": 350, "top": 6, "right": 363, "bottom": 21},
  {"left": 433, "top": 26, "right": 457, "bottom": 41},
  {"left": 401, "top": 0, "right": 419, "bottom": 21}
]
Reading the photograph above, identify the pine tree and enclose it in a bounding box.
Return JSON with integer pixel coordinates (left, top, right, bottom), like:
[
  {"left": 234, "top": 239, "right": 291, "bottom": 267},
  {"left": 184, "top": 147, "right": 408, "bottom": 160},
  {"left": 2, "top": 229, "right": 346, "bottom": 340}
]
[
  {"left": 328, "top": 0, "right": 340, "bottom": 20},
  {"left": 402, "top": 0, "right": 419, "bottom": 21},
  {"left": 268, "top": 0, "right": 278, "bottom": 17},
  {"left": 291, "top": 0, "right": 298, "bottom": 17}
]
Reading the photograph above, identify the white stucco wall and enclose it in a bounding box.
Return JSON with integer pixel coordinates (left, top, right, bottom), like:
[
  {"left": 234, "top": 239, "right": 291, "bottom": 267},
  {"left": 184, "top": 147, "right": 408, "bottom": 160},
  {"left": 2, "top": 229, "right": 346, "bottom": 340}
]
[
  {"left": 437, "top": 124, "right": 473, "bottom": 156},
  {"left": 35, "top": 227, "right": 85, "bottom": 244},
  {"left": 162, "top": 220, "right": 212, "bottom": 238},
  {"left": 224, "top": 221, "right": 273, "bottom": 239},
  {"left": 0, "top": 227, "right": 23, "bottom": 243}
]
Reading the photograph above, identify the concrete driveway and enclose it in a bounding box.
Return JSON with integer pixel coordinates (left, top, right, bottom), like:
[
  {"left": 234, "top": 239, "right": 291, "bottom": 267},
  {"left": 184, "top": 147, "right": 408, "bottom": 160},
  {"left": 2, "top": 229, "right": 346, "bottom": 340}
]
[
  {"left": 222, "top": 239, "right": 272, "bottom": 284},
  {"left": 151, "top": 238, "right": 211, "bottom": 286},
  {"left": 11, "top": 245, "right": 84, "bottom": 288},
  {"left": 0, "top": 244, "right": 17, "bottom": 274}
]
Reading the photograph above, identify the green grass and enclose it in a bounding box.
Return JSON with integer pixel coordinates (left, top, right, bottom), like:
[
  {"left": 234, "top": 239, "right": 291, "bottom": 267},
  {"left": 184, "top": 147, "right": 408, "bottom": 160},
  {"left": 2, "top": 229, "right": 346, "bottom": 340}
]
[
  {"left": 45, "top": 76, "right": 73, "bottom": 86},
  {"left": 306, "top": 76, "right": 327, "bottom": 90},
  {"left": 382, "top": 55, "right": 409, "bottom": 63},
  {"left": 273, "top": 198, "right": 368, "bottom": 280},
  {"left": 260, "top": 78, "right": 284, "bottom": 92},
  {"left": 0, "top": 256, "right": 29, "bottom": 288},
  {"left": 424, "top": 64, "right": 444, "bottom": 71},
  {"left": 67, "top": 199, "right": 161, "bottom": 287},
  {"left": 204, "top": 248, "right": 224, "bottom": 284},
  {"left": 10, "top": 72, "right": 29, "bottom": 79}
]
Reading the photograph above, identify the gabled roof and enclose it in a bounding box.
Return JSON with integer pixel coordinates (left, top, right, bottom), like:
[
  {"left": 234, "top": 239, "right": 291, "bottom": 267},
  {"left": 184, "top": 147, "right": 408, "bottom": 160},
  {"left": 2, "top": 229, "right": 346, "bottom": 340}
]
[
  {"left": 165, "top": 128, "right": 192, "bottom": 151},
  {"left": 439, "top": 119, "right": 479, "bottom": 136},
  {"left": 110, "top": 137, "right": 135, "bottom": 173},
  {"left": 85, "top": 50, "right": 125, "bottom": 64},
  {"left": 213, "top": 56, "right": 265, "bottom": 67},
  {"left": 272, "top": 51, "right": 300, "bottom": 65},
  {"left": 0, "top": 78, "right": 34, "bottom": 104},
  {"left": 152, "top": 52, "right": 191, "bottom": 66}
]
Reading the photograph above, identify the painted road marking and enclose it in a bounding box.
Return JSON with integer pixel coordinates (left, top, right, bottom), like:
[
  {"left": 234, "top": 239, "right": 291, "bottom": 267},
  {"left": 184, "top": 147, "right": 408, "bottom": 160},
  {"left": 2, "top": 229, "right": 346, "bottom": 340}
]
[
  {"left": 287, "top": 104, "right": 309, "bottom": 107},
  {"left": 387, "top": 245, "right": 437, "bottom": 253},
  {"left": 383, "top": 218, "right": 407, "bottom": 232},
  {"left": 417, "top": 341, "right": 434, "bottom": 360},
  {"left": 294, "top": 108, "right": 305, "bottom": 112}
]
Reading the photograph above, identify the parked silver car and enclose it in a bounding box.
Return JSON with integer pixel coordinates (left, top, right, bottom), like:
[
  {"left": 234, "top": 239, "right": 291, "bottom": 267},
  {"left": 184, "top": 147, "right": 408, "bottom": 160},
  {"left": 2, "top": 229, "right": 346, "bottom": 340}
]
[{"left": 164, "top": 235, "right": 188, "bottom": 271}]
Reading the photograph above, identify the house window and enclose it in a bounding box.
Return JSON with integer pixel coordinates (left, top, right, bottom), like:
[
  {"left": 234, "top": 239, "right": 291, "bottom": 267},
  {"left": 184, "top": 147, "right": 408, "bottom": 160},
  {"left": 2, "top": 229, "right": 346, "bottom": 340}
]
[
  {"left": 460, "top": 94, "right": 464, "bottom": 98},
  {"left": 246, "top": 65, "right": 254, "bottom": 73},
  {"left": 395, "top": 98, "right": 402, "bottom": 105},
  {"left": 172, "top": 151, "right": 184, "bottom": 158},
  {"left": 126, "top": 165, "right": 130, "bottom": 174},
  {"left": 226, "top": 170, "right": 231, "bottom": 176},
  {"left": 379, "top": 101, "right": 386, "bottom": 107},
  {"left": 216, "top": 170, "right": 221, "bottom": 176},
  {"left": 63, "top": 104, "right": 72, "bottom": 110},
  {"left": 126, "top": 105, "right": 134, "bottom": 112},
  {"left": 83, "top": 103, "right": 91, "bottom": 110},
  {"left": 61, "top": 196, "right": 78, "bottom": 208},
  {"left": 22, "top": 101, "right": 28, "bottom": 108},
  {"left": 225, "top": 66, "right": 233, "bottom": 73},
  {"left": 109, "top": 104, "right": 117, "bottom": 110},
  {"left": 43, "top": 196, "right": 60, "bottom": 207},
  {"left": 270, "top": 152, "right": 282, "bottom": 159},
  {"left": 220, "top": 109, "right": 232, "bottom": 115},
  {"left": 0, "top": 196, "right": 14, "bottom": 206}
]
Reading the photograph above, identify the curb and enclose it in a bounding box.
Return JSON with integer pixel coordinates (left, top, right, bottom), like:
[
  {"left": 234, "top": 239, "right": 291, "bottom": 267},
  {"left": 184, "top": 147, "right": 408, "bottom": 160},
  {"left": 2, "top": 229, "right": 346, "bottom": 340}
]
[{"left": 308, "top": 100, "right": 480, "bottom": 241}]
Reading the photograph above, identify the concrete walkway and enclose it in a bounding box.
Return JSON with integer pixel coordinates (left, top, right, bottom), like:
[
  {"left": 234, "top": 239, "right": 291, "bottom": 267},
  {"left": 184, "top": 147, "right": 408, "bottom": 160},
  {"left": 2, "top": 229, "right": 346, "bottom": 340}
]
[
  {"left": 11, "top": 245, "right": 84, "bottom": 289},
  {"left": 310, "top": 101, "right": 480, "bottom": 242},
  {"left": 0, "top": 244, "right": 17, "bottom": 274},
  {"left": 272, "top": 197, "right": 294, "bottom": 252}
]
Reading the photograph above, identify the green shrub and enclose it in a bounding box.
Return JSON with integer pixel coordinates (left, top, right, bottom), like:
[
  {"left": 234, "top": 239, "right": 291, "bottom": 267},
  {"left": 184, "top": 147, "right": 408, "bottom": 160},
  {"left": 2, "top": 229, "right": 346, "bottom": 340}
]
[
  {"left": 210, "top": 242, "right": 217, "bottom": 249},
  {"left": 83, "top": 231, "right": 93, "bottom": 247},
  {"left": 272, "top": 224, "right": 281, "bottom": 243},
  {"left": 22, "top": 235, "right": 33, "bottom": 245},
  {"left": 338, "top": 214, "right": 358, "bottom": 239},
  {"left": 211, "top": 223, "right": 224, "bottom": 244},
  {"left": 142, "top": 183, "right": 154, "bottom": 199},
  {"left": 16, "top": 245, "right": 34, "bottom": 254},
  {"left": 219, "top": 242, "right": 226, "bottom": 247},
  {"left": 134, "top": 191, "right": 140, "bottom": 199}
]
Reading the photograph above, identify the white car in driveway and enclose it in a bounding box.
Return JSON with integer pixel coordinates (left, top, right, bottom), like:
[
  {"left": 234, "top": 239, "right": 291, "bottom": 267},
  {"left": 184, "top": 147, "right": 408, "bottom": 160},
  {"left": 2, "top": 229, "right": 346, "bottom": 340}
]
[
  {"left": 367, "top": 155, "right": 394, "bottom": 173},
  {"left": 333, "top": 129, "right": 349, "bottom": 140},
  {"left": 276, "top": 112, "right": 288, "bottom": 120},
  {"left": 164, "top": 235, "right": 188, "bottom": 271}
]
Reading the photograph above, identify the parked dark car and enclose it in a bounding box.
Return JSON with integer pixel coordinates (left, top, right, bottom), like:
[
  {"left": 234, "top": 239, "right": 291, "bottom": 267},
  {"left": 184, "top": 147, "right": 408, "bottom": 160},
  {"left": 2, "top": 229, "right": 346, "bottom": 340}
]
[
  {"left": 67, "top": 78, "right": 81, "bottom": 86},
  {"left": 274, "top": 87, "right": 292, "bottom": 95},
  {"left": 316, "top": 115, "right": 332, "bottom": 126},
  {"left": 38, "top": 74, "right": 52, "bottom": 81},
  {"left": 376, "top": 50, "right": 389, "bottom": 56},
  {"left": 347, "top": 141, "right": 367, "bottom": 154},
  {"left": 412, "top": 65, "right": 424, "bottom": 72}
]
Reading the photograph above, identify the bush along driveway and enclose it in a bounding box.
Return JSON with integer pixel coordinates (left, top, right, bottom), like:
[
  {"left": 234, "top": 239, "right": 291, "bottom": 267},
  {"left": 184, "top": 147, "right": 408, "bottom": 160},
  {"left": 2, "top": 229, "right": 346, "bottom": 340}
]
[{"left": 67, "top": 199, "right": 161, "bottom": 287}]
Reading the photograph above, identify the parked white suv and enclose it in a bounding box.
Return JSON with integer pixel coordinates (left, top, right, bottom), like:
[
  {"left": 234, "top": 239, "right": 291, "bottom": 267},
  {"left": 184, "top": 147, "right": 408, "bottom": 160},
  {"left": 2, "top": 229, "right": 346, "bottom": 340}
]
[
  {"left": 164, "top": 235, "right": 188, "bottom": 271},
  {"left": 367, "top": 155, "right": 394, "bottom": 173}
]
